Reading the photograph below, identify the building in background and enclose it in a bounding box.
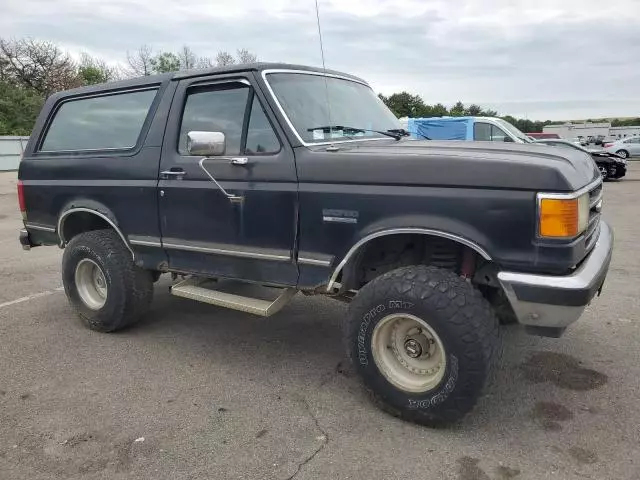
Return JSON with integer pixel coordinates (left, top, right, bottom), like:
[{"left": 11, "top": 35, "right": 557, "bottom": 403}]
[
  {"left": 543, "top": 122, "right": 640, "bottom": 141},
  {"left": 0, "top": 136, "right": 29, "bottom": 171}
]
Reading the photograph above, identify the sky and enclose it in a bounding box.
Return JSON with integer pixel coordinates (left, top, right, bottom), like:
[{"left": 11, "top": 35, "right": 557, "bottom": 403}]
[{"left": 2, "top": 0, "right": 640, "bottom": 120}]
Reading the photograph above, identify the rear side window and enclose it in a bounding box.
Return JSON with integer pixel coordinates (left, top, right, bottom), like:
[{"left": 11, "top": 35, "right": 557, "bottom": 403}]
[{"left": 40, "top": 89, "right": 157, "bottom": 152}]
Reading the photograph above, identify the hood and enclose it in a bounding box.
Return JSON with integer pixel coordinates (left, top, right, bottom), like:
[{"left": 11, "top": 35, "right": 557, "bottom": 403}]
[{"left": 304, "top": 139, "right": 599, "bottom": 192}]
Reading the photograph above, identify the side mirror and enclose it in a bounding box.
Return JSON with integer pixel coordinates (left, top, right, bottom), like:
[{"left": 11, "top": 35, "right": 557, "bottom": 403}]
[
  {"left": 503, "top": 136, "right": 514, "bottom": 142},
  {"left": 187, "top": 131, "right": 226, "bottom": 156}
]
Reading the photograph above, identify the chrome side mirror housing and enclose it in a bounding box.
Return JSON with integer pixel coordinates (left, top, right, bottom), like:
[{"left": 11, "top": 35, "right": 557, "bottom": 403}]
[{"left": 187, "top": 131, "right": 226, "bottom": 156}]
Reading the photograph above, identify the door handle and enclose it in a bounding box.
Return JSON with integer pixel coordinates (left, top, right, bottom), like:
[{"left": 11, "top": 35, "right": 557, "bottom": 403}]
[
  {"left": 161, "top": 169, "right": 186, "bottom": 179},
  {"left": 199, "top": 158, "right": 244, "bottom": 204},
  {"left": 230, "top": 157, "right": 249, "bottom": 166}
]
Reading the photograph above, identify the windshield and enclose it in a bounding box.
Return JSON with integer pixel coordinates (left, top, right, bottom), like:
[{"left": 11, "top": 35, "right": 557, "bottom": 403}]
[
  {"left": 265, "top": 72, "right": 401, "bottom": 144},
  {"left": 493, "top": 118, "right": 533, "bottom": 143}
]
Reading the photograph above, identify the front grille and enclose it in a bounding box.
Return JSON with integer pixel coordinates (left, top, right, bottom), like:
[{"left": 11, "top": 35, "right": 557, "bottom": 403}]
[{"left": 584, "top": 182, "right": 602, "bottom": 254}]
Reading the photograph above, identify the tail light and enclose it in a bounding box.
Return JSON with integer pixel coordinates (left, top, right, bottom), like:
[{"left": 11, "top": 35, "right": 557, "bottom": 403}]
[
  {"left": 17, "top": 180, "right": 26, "bottom": 219},
  {"left": 603, "top": 143, "right": 612, "bottom": 148}
]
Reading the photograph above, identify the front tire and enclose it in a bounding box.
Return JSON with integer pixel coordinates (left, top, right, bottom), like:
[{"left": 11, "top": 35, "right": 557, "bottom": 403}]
[
  {"left": 599, "top": 165, "right": 609, "bottom": 180},
  {"left": 62, "top": 229, "right": 153, "bottom": 332},
  {"left": 345, "top": 265, "right": 500, "bottom": 427}
]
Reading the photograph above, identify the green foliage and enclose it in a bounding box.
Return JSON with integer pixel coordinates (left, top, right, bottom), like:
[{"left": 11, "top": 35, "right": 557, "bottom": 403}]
[
  {"left": 0, "top": 38, "right": 258, "bottom": 135},
  {"left": 379, "top": 94, "right": 556, "bottom": 133},
  {"left": 611, "top": 117, "right": 640, "bottom": 127},
  {"left": 78, "top": 53, "right": 117, "bottom": 85},
  {"left": 379, "top": 92, "right": 426, "bottom": 118},
  {"left": 0, "top": 81, "right": 44, "bottom": 135},
  {"left": 449, "top": 101, "right": 465, "bottom": 117},
  {"left": 464, "top": 104, "right": 483, "bottom": 116},
  {"left": 151, "top": 52, "right": 181, "bottom": 73}
]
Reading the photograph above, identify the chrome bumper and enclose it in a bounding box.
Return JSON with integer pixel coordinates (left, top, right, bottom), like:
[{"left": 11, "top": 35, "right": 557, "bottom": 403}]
[{"left": 497, "top": 221, "right": 614, "bottom": 329}]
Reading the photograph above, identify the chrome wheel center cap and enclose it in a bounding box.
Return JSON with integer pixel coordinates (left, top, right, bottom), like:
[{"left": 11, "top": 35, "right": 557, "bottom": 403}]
[{"left": 404, "top": 339, "right": 422, "bottom": 358}]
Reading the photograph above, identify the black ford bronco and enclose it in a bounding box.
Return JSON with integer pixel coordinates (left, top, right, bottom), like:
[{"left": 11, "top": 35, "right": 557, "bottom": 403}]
[{"left": 17, "top": 63, "right": 613, "bottom": 426}]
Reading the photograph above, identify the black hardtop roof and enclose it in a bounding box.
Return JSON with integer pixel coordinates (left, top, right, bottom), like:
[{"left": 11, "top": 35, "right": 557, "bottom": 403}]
[{"left": 51, "top": 63, "right": 368, "bottom": 99}]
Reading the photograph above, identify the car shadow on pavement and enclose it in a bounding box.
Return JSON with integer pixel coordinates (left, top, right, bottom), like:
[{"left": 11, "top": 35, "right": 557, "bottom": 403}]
[{"left": 122, "top": 281, "right": 612, "bottom": 435}]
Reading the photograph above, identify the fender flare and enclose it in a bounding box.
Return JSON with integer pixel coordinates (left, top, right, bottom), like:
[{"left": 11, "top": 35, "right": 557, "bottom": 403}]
[
  {"left": 57, "top": 207, "right": 135, "bottom": 259},
  {"left": 326, "top": 228, "right": 492, "bottom": 292}
]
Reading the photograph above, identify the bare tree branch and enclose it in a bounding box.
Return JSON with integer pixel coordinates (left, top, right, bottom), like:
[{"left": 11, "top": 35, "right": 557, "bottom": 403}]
[
  {"left": 236, "top": 48, "right": 257, "bottom": 64},
  {"left": 215, "top": 51, "right": 235, "bottom": 67},
  {"left": 126, "top": 44, "right": 154, "bottom": 76},
  {"left": 178, "top": 45, "right": 197, "bottom": 70},
  {"left": 0, "top": 38, "right": 81, "bottom": 96}
]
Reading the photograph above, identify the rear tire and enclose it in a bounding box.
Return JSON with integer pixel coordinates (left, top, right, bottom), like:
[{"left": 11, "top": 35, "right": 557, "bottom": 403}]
[
  {"left": 616, "top": 149, "right": 629, "bottom": 159},
  {"left": 345, "top": 265, "right": 500, "bottom": 427},
  {"left": 62, "top": 229, "right": 153, "bottom": 332}
]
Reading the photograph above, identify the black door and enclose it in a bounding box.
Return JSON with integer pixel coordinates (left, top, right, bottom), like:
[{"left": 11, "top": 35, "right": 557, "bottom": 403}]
[{"left": 158, "top": 74, "right": 298, "bottom": 286}]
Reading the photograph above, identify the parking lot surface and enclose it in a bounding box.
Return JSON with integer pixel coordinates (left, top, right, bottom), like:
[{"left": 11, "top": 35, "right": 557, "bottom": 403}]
[{"left": 1, "top": 167, "right": 639, "bottom": 480}]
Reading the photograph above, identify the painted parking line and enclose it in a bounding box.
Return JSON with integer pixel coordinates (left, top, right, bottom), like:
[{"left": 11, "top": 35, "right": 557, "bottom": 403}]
[{"left": 0, "top": 286, "right": 64, "bottom": 309}]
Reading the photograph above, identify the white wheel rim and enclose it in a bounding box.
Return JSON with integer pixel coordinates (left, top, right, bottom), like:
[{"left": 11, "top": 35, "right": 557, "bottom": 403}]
[
  {"left": 371, "top": 313, "right": 447, "bottom": 393},
  {"left": 75, "top": 259, "right": 108, "bottom": 310}
]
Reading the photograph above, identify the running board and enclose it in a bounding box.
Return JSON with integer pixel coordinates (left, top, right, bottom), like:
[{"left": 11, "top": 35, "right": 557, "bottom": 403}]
[{"left": 170, "top": 278, "right": 298, "bottom": 317}]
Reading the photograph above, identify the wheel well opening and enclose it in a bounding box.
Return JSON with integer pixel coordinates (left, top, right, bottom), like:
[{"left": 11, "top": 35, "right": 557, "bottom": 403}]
[
  {"left": 60, "top": 212, "right": 112, "bottom": 244},
  {"left": 340, "top": 233, "right": 491, "bottom": 291}
]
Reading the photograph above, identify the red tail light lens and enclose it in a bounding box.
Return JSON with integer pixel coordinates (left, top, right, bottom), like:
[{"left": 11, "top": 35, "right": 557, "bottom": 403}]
[{"left": 17, "top": 180, "right": 26, "bottom": 212}]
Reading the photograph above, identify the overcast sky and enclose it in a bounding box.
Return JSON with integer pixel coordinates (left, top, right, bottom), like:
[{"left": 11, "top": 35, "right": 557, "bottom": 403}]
[{"left": 3, "top": 0, "right": 640, "bottom": 120}]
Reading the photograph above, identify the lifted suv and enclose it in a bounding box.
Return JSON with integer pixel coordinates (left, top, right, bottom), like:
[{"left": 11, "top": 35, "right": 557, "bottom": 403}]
[{"left": 18, "top": 63, "right": 613, "bottom": 426}]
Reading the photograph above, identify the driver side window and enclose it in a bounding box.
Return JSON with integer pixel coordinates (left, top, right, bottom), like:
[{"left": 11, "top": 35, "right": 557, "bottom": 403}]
[
  {"left": 178, "top": 83, "right": 280, "bottom": 156},
  {"left": 474, "top": 122, "right": 511, "bottom": 142}
]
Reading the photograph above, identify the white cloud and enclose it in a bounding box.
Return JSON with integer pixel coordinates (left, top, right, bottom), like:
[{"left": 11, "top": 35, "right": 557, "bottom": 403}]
[{"left": 2, "top": 0, "right": 640, "bottom": 119}]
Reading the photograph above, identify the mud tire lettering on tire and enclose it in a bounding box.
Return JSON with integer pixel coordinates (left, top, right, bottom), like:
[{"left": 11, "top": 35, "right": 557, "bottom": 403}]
[{"left": 345, "top": 265, "right": 500, "bottom": 427}]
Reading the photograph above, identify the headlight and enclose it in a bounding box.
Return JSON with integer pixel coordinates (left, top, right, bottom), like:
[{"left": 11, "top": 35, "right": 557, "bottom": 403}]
[{"left": 537, "top": 192, "right": 589, "bottom": 238}]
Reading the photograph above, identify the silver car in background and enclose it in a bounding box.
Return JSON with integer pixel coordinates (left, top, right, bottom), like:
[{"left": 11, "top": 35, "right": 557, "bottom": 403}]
[{"left": 603, "top": 137, "right": 640, "bottom": 158}]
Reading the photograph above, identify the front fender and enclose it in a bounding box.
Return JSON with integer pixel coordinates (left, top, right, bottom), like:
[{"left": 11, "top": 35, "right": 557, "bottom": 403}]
[{"left": 325, "top": 215, "right": 494, "bottom": 292}]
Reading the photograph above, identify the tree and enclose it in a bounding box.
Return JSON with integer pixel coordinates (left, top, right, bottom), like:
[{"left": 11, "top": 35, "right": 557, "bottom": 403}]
[
  {"left": 236, "top": 48, "right": 257, "bottom": 64},
  {"left": 151, "top": 52, "right": 181, "bottom": 73},
  {"left": 126, "top": 44, "right": 154, "bottom": 76},
  {"left": 380, "top": 91, "right": 427, "bottom": 118},
  {"left": 0, "top": 38, "right": 81, "bottom": 97},
  {"left": 0, "top": 81, "right": 43, "bottom": 135},
  {"left": 215, "top": 51, "right": 235, "bottom": 67},
  {"left": 449, "top": 101, "right": 465, "bottom": 117},
  {"left": 464, "top": 104, "right": 483, "bottom": 116},
  {"left": 429, "top": 103, "right": 449, "bottom": 117},
  {"left": 195, "top": 56, "right": 215, "bottom": 69},
  {"left": 78, "top": 53, "right": 117, "bottom": 85},
  {"left": 178, "top": 46, "right": 197, "bottom": 70}
]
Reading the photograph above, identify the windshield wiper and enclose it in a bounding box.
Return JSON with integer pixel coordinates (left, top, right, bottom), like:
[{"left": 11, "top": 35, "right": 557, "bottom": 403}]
[
  {"left": 386, "top": 128, "right": 413, "bottom": 139},
  {"left": 307, "top": 125, "right": 409, "bottom": 141}
]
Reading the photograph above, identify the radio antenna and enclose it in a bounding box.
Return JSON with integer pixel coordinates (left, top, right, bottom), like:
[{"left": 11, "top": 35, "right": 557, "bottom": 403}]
[{"left": 314, "top": 0, "right": 333, "bottom": 141}]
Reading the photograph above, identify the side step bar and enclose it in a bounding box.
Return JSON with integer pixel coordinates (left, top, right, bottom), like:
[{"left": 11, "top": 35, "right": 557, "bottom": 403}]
[{"left": 170, "top": 278, "right": 298, "bottom": 317}]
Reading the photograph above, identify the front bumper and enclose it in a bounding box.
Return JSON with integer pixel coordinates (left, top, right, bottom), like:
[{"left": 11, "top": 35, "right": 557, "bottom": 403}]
[{"left": 497, "top": 220, "right": 614, "bottom": 329}]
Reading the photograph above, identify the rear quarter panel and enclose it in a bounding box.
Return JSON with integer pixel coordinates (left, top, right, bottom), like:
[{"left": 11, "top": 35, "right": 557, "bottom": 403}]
[{"left": 19, "top": 78, "right": 176, "bottom": 268}]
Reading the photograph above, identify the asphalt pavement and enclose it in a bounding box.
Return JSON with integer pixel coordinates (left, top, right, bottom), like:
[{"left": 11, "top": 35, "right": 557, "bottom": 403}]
[{"left": 0, "top": 166, "right": 639, "bottom": 480}]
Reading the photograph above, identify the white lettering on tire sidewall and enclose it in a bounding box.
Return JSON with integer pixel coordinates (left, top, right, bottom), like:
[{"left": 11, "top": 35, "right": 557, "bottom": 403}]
[
  {"left": 357, "top": 303, "right": 386, "bottom": 365},
  {"left": 357, "top": 300, "right": 415, "bottom": 366},
  {"left": 407, "top": 355, "right": 459, "bottom": 409}
]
